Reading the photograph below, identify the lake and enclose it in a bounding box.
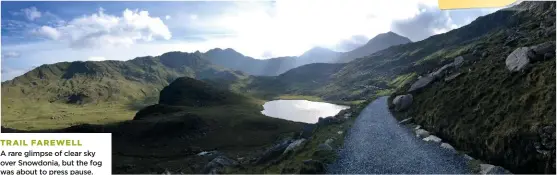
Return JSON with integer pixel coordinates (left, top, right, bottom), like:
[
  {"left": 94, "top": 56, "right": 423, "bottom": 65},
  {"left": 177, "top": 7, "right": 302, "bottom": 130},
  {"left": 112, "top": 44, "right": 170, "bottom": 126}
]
[{"left": 261, "top": 100, "right": 350, "bottom": 123}]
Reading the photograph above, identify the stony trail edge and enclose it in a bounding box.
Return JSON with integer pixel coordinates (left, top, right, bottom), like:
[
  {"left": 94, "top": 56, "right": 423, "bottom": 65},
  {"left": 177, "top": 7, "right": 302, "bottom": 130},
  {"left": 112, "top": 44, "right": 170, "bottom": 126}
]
[{"left": 327, "top": 96, "right": 470, "bottom": 174}]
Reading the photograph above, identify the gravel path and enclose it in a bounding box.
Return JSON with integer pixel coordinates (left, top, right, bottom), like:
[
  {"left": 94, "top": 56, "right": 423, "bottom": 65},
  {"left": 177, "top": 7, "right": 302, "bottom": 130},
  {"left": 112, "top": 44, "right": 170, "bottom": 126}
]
[{"left": 327, "top": 96, "right": 471, "bottom": 174}]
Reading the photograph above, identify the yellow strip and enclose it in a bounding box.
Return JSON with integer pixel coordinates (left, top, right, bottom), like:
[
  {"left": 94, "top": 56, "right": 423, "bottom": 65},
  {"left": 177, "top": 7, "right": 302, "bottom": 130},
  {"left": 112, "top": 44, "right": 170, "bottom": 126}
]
[{"left": 438, "top": 0, "right": 517, "bottom": 9}]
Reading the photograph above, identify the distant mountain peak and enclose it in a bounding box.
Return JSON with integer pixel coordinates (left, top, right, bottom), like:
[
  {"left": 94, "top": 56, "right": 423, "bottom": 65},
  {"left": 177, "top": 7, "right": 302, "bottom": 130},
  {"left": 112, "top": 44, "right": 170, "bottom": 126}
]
[{"left": 336, "top": 31, "right": 412, "bottom": 63}]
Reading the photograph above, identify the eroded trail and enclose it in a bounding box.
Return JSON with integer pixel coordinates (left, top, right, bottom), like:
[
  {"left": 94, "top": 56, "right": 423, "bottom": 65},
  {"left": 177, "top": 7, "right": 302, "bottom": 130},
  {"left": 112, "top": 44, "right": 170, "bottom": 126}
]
[{"left": 327, "top": 96, "right": 470, "bottom": 174}]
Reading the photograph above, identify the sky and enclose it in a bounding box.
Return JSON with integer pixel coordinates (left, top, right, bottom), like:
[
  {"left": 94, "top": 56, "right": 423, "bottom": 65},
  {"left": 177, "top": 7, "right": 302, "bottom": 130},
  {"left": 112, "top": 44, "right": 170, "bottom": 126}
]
[{"left": 1, "top": 0, "right": 501, "bottom": 81}]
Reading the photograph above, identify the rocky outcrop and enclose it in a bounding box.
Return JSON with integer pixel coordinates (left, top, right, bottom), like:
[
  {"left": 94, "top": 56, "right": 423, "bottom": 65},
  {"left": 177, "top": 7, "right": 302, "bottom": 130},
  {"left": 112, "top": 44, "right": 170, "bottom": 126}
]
[
  {"left": 423, "top": 135, "right": 442, "bottom": 143},
  {"left": 454, "top": 56, "right": 464, "bottom": 68},
  {"left": 479, "top": 164, "right": 512, "bottom": 174},
  {"left": 256, "top": 139, "right": 292, "bottom": 164},
  {"left": 203, "top": 155, "right": 238, "bottom": 174},
  {"left": 506, "top": 47, "right": 533, "bottom": 72},
  {"left": 392, "top": 94, "right": 413, "bottom": 111},
  {"left": 299, "top": 124, "right": 316, "bottom": 139},
  {"left": 408, "top": 74, "right": 434, "bottom": 93},
  {"left": 506, "top": 42, "right": 556, "bottom": 72},
  {"left": 283, "top": 139, "right": 306, "bottom": 154},
  {"left": 440, "top": 143, "right": 456, "bottom": 153},
  {"left": 415, "top": 129, "right": 430, "bottom": 138},
  {"left": 398, "top": 117, "right": 413, "bottom": 124}
]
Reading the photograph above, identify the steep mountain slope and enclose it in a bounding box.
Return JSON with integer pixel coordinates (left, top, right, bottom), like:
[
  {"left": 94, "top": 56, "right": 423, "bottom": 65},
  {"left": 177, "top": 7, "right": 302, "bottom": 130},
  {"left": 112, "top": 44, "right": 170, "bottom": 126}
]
[
  {"left": 388, "top": 2, "right": 556, "bottom": 174},
  {"left": 1, "top": 51, "right": 247, "bottom": 129},
  {"left": 203, "top": 32, "right": 409, "bottom": 77},
  {"left": 336, "top": 31, "right": 412, "bottom": 63}
]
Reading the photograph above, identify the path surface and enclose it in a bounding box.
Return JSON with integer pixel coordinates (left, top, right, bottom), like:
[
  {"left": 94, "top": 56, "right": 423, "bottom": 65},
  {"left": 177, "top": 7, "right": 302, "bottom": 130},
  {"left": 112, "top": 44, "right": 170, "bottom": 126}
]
[{"left": 327, "top": 96, "right": 470, "bottom": 174}]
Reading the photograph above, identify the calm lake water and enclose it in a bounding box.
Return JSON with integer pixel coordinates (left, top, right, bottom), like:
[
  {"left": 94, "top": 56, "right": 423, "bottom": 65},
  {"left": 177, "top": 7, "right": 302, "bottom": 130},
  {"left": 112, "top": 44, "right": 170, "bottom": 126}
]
[{"left": 261, "top": 100, "right": 350, "bottom": 123}]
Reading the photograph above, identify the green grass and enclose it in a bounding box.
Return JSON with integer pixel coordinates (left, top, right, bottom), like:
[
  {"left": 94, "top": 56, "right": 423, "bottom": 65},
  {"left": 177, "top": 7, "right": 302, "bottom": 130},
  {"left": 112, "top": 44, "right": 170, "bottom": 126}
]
[{"left": 388, "top": 73, "right": 418, "bottom": 89}]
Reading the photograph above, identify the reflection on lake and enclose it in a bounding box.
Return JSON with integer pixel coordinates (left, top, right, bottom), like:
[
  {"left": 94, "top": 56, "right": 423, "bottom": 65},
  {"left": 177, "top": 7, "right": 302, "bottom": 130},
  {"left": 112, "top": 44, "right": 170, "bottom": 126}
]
[{"left": 261, "top": 100, "right": 350, "bottom": 123}]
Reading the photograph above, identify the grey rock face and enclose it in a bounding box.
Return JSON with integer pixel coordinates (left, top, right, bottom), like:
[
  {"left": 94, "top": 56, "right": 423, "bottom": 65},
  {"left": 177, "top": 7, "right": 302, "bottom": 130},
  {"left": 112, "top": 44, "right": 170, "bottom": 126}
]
[
  {"left": 399, "top": 117, "right": 413, "bottom": 124},
  {"left": 454, "top": 56, "right": 464, "bottom": 68},
  {"left": 408, "top": 75, "right": 435, "bottom": 93},
  {"left": 506, "top": 47, "right": 531, "bottom": 72},
  {"left": 256, "top": 139, "right": 292, "bottom": 164},
  {"left": 423, "top": 135, "right": 442, "bottom": 143},
  {"left": 415, "top": 129, "right": 430, "bottom": 138},
  {"left": 283, "top": 139, "right": 307, "bottom": 154},
  {"left": 203, "top": 155, "right": 238, "bottom": 174},
  {"left": 440, "top": 143, "right": 456, "bottom": 153},
  {"left": 392, "top": 94, "right": 413, "bottom": 111},
  {"left": 479, "top": 164, "right": 512, "bottom": 174}
]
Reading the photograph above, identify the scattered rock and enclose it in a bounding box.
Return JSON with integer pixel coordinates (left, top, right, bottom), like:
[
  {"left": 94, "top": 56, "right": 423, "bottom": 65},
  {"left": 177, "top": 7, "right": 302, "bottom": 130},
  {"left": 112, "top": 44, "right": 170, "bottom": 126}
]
[
  {"left": 423, "top": 135, "right": 442, "bottom": 143},
  {"left": 414, "top": 125, "right": 421, "bottom": 130},
  {"left": 317, "top": 143, "right": 333, "bottom": 152},
  {"left": 392, "top": 94, "right": 413, "bottom": 111},
  {"left": 505, "top": 47, "right": 531, "bottom": 72},
  {"left": 299, "top": 159, "right": 325, "bottom": 174},
  {"left": 408, "top": 76, "right": 435, "bottom": 93},
  {"left": 479, "top": 164, "right": 512, "bottom": 174},
  {"left": 256, "top": 139, "right": 292, "bottom": 164},
  {"left": 337, "top": 131, "right": 343, "bottom": 135},
  {"left": 203, "top": 155, "right": 238, "bottom": 174},
  {"left": 415, "top": 129, "right": 430, "bottom": 138},
  {"left": 440, "top": 143, "right": 456, "bottom": 153},
  {"left": 325, "top": 138, "right": 335, "bottom": 145},
  {"left": 283, "top": 139, "right": 307, "bottom": 154},
  {"left": 454, "top": 56, "right": 464, "bottom": 68},
  {"left": 463, "top": 154, "right": 474, "bottom": 161},
  {"left": 528, "top": 41, "right": 556, "bottom": 61},
  {"left": 398, "top": 117, "right": 413, "bottom": 124},
  {"left": 430, "top": 63, "right": 455, "bottom": 79},
  {"left": 344, "top": 113, "right": 352, "bottom": 118}
]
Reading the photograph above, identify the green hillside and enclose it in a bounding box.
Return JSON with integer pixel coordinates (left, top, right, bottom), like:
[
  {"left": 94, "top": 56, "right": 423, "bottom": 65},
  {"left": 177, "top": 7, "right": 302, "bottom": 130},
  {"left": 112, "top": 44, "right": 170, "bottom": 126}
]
[{"left": 1, "top": 51, "right": 247, "bottom": 129}]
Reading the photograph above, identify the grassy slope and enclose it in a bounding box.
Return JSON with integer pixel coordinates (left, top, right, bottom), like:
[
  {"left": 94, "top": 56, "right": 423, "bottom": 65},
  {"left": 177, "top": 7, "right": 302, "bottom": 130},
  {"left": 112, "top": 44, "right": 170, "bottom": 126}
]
[
  {"left": 388, "top": 2, "right": 556, "bottom": 174},
  {"left": 1, "top": 52, "right": 247, "bottom": 130}
]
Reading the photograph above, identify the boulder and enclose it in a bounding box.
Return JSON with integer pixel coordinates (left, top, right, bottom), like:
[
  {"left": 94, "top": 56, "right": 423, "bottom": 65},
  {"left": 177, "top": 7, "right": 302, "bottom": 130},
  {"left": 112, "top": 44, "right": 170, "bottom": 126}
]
[
  {"left": 430, "top": 63, "right": 455, "bottom": 79},
  {"left": 506, "top": 47, "right": 531, "bottom": 72},
  {"left": 528, "top": 41, "right": 556, "bottom": 61},
  {"left": 454, "top": 56, "right": 464, "bottom": 68},
  {"left": 408, "top": 76, "right": 435, "bottom": 93},
  {"left": 392, "top": 94, "right": 413, "bottom": 111},
  {"left": 325, "top": 138, "right": 335, "bottom": 145},
  {"left": 317, "top": 143, "right": 333, "bottom": 152},
  {"left": 256, "top": 139, "right": 292, "bottom": 164},
  {"left": 299, "top": 159, "right": 325, "bottom": 174},
  {"left": 283, "top": 139, "right": 307, "bottom": 154},
  {"left": 337, "top": 131, "right": 344, "bottom": 135},
  {"left": 203, "top": 155, "right": 238, "bottom": 174},
  {"left": 415, "top": 129, "right": 430, "bottom": 138},
  {"left": 440, "top": 143, "right": 457, "bottom": 153},
  {"left": 463, "top": 154, "right": 474, "bottom": 161},
  {"left": 423, "top": 135, "right": 442, "bottom": 143},
  {"left": 480, "top": 164, "right": 512, "bottom": 174}
]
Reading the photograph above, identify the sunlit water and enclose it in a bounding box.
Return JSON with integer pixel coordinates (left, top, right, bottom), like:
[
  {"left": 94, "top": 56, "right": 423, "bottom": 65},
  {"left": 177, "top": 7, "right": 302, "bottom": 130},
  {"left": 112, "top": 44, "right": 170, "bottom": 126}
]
[{"left": 261, "top": 100, "right": 350, "bottom": 123}]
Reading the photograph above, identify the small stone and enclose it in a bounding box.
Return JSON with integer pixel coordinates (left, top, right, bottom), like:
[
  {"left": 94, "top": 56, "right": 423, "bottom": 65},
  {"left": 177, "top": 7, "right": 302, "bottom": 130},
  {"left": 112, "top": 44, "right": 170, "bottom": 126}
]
[
  {"left": 337, "top": 131, "right": 343, "bottom": 135},
  {"left": 415, "top": 129, "right": 430, "bottom": 138},
  {"left": 399, "top": 117, "right": 413, "bottom": 124},
  {"left": 414, "top": 125, "right": 421, "bottom": 130},
  {"left": 440, "top": 143, "right": 456, "bottom": 153},
  {"left": 317, "top": 143, "right": 333, "bottom": 151},
  {"left": 423, "top": 135, "right": 442, "bottom": 143},
  {"left": 325, "top": 138, "right": 335, "bottom": 145}
]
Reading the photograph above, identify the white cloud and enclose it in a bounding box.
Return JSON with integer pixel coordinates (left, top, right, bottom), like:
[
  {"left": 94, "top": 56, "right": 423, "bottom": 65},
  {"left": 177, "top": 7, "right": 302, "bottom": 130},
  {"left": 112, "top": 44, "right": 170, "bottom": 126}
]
[
  {"left": 35, "top": 26, "right": 61, "bottom": 40},
  {"left": 21, "top": 7, "right": 42, "bottom": 21},
  {"left": 165, "top": 15, "right": 171, "bottom": 20},
  {"left": 1, "top": 51, "right": 21, "bottom": 59},
  {"left": 35, "top": 8, "right": 172, "bottom": 49},
  {"left": 189, "top": 14, "right": 198, "bottom": 20},
  {"left": 88, "top": 56, "right": 107, "bottom": 61}
]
